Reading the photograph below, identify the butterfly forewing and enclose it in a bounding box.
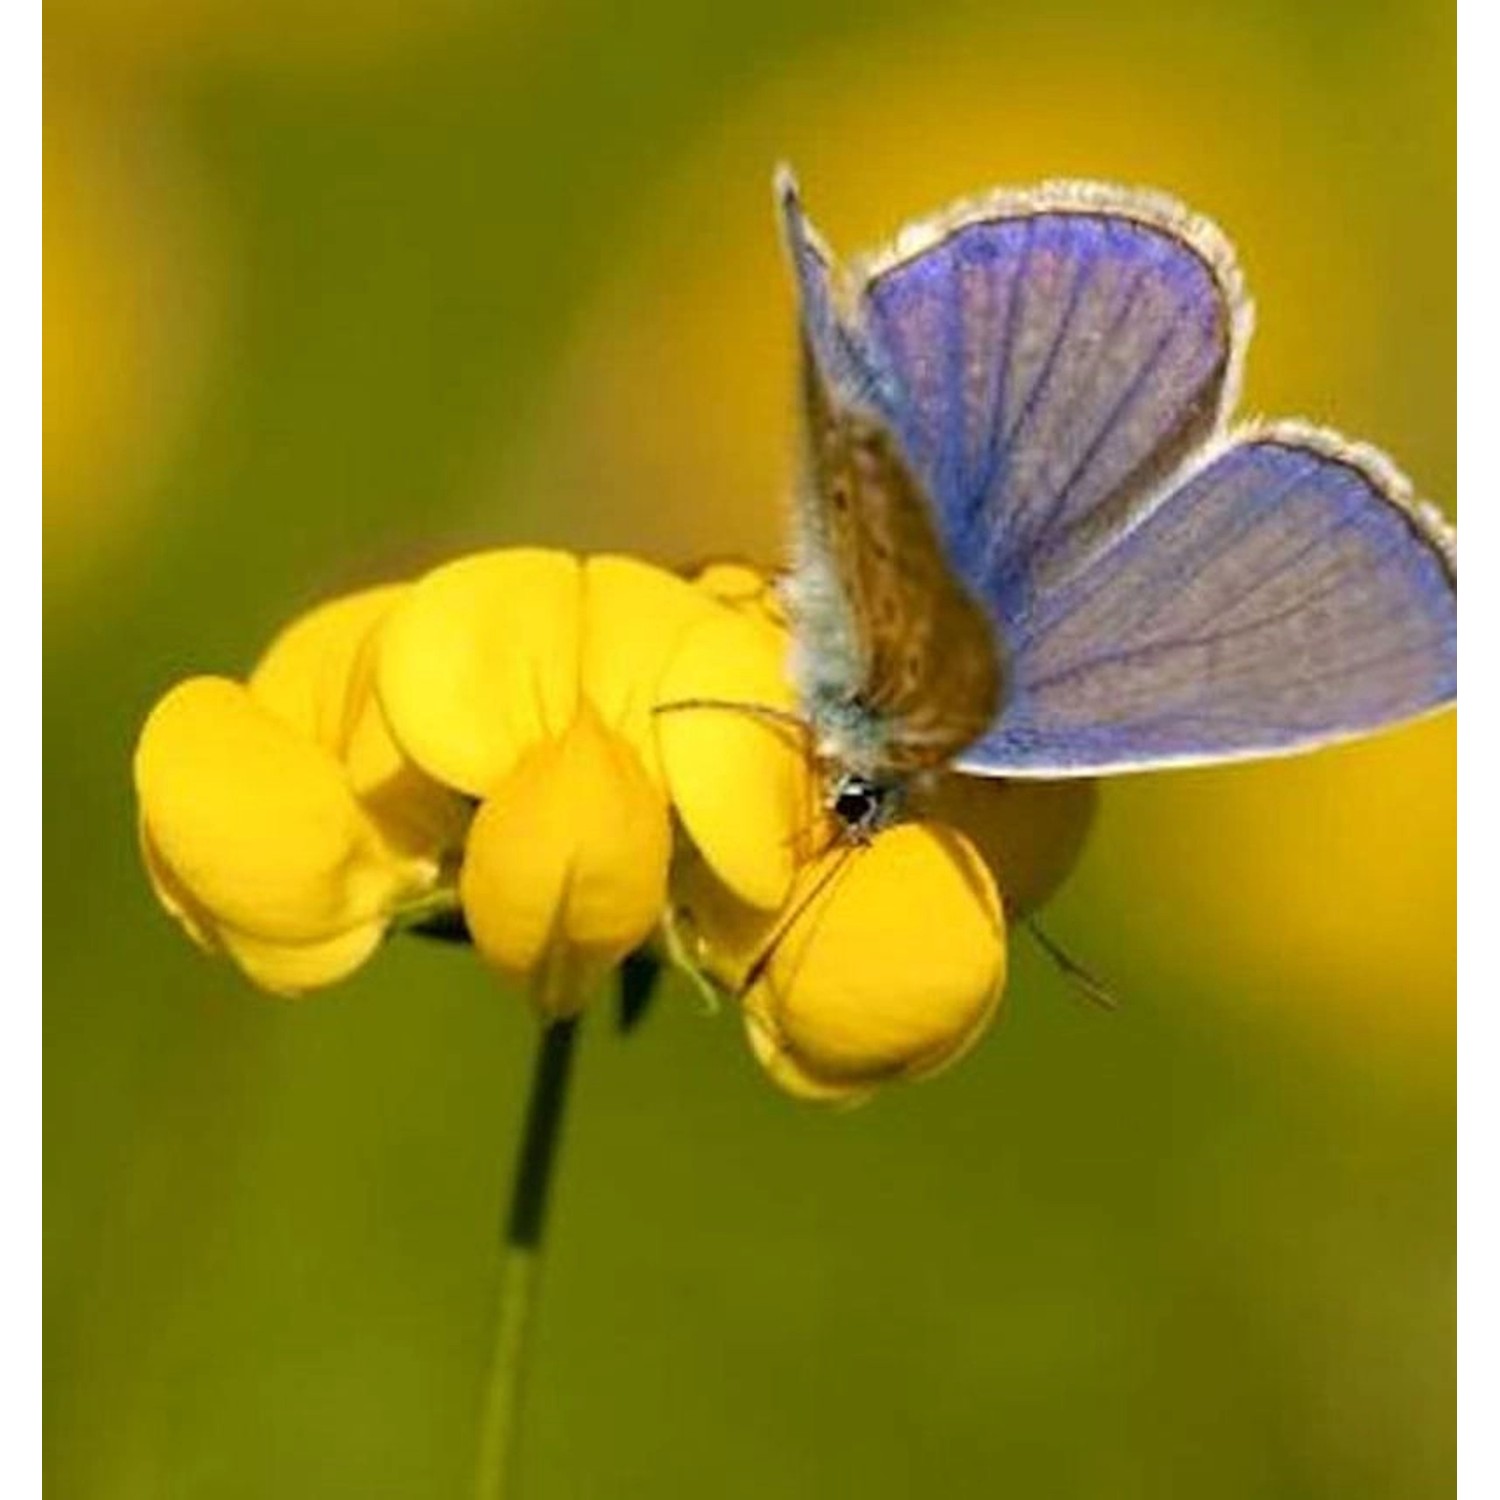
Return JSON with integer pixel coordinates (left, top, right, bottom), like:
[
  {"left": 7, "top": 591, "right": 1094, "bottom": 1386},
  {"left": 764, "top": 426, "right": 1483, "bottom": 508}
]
[{"left": 856, "top": 191, "right": 1246, "bottom": 615}]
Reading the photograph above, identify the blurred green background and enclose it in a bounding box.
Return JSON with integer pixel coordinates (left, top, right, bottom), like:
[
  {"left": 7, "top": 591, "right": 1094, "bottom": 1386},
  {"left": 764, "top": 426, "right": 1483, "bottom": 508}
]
[{"left": 45, "top": 0, "right": 1454, "bottom": 1495}]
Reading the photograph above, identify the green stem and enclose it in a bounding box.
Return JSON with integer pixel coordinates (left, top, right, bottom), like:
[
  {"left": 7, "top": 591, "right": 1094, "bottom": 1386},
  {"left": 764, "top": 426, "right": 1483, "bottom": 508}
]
[{"left": 474, "top": 1016, "right": 581, "bottom": 1500}]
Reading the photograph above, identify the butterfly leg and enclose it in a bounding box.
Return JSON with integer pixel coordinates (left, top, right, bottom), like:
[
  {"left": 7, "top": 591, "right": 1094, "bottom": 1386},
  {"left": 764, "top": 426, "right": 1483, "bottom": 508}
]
[
  {"left": 1022, "top": 915, "right": 1118, "bottom": 1011},
  {"left": 737, "top": 838, "right": 859, "bottom": 998}
]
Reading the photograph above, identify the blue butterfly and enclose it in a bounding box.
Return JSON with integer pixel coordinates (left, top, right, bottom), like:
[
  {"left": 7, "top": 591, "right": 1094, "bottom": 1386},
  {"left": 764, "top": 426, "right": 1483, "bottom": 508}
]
[{"left": 775, "top": 167, "right": 1457, "bottom": 837}]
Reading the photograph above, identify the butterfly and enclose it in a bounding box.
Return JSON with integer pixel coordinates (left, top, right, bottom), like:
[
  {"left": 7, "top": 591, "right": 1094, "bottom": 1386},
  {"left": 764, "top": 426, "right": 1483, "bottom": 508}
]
[{"left": 775, "top": 166, "right": 1457, "bottom": 839}]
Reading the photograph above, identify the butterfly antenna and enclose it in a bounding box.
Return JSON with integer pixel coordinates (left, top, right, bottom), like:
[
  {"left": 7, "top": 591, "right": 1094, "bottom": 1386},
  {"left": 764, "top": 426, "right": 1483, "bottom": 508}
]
[
  {"left": 653, "top": 697, "right": 830, "bottom": 861},
  {"left": 1023, "top": 915, "right": 1119, "bottom": 1011},
  {"left": 738, "top": 840, "right": 857, "bottom": 998},
  {"left": 652, "top": 698, "right": 812, "bottom": 739}
]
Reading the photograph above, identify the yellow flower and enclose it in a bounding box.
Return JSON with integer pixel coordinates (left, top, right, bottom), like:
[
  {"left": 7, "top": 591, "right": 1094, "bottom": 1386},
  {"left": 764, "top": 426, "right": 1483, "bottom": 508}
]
[
  {"left": 669, "top": 826, "right": 1007, "bottom": 1104},
  {"left": 135, "top": 546, "right": 1092, "bottom": 1079},
  {"left": 375, "top": 548, "right": 719, "bottom": 1015},
  {"left": 657, "top": 564, "right": 1094, "bottom": 1102},
  {"left": 134, "top": 586, "right": 469, "bottom": 995}
]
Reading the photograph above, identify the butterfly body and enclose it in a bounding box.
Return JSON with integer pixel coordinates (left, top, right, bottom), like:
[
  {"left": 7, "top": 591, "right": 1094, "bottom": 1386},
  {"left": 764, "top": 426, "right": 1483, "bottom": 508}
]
[
  {"left": 776, "top": 167, "right": 1456, "bottom": 830},
  {"left": 790, "top": 345, "right": 1004, "bottom": 782}
]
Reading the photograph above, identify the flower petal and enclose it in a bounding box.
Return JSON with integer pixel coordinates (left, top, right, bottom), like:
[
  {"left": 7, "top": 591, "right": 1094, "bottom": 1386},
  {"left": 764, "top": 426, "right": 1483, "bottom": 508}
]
[
  {"left": 378, "top": 549, "right": 583, "bottom": 797},
  {"left": 249, "top": 582, "right": 410, "bottom": 751},
  {"left": 217, "top": 920, "right": 388, "bottom": 997},
  {"left": 135, "top": 676, "right": 421, "bottom": 944},
  {"left": 138, "top": 818, "right": 219, "bottom": 953},
  {"left": 665, "top": 837, "right": 779, "bottom": 991},
  {"left": 459, "top": 707, "right": 670, "bottom": 1008},
  {"left": 343, "top": 695, "right": 473, "bottom": 866},
  {"left": 580, "top": 555, "right": 722, "bottom": 783},
  {"left": 250, "top": 581, "right": 469, "bottom": 865},
  {"left": 145, "top": 796, "right": 389, "bottom": 996},
  {"left": 741, "top": 822, "right": 1006, "bottom": 1101},
  {"left": 924, "top": 776, "right": 1097, "bottom": 916},
  {"left": 656, "top": 608, "right": 822, "bottom": 911}
]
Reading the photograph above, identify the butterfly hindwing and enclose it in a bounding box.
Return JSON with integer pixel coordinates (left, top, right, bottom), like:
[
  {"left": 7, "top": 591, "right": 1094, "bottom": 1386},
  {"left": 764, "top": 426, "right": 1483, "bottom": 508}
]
[{"left": 957, "top": 425, "right": 1456, "bottom": 774}]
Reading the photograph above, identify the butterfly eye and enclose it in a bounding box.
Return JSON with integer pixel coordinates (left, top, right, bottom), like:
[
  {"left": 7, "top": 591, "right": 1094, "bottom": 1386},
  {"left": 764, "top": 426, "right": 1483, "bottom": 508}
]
[
  {"left": 832, "top": 783, "right": 871, "bottom": 823},
  {"left": 831, "top": 774, "right": 890, "bottom": 834}
]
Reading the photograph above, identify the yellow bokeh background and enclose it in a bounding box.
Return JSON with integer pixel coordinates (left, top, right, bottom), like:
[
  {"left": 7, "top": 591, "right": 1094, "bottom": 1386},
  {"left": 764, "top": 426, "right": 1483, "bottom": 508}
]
[{"left": 46, "top": 0, "right": 1453, "bottom": 1495}]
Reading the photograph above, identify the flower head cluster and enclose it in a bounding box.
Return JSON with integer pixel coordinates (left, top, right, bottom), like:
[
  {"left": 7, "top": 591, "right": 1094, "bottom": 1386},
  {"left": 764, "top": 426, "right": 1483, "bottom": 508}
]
[{"left": 134, "top": 549, "right": 1092, "bottom": 1100}]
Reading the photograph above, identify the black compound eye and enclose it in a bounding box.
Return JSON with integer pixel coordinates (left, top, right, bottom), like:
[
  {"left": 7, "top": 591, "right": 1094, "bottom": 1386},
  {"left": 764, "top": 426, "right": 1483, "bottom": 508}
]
[{"left": 833, "top": 779, "right": 878, "bottom": 827}]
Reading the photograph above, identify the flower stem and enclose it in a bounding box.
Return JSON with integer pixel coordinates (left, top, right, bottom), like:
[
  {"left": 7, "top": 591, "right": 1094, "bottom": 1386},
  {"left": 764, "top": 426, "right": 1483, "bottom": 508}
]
[{"left": 474, "top": 1016, "right": 581, "bottom": 1500}]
